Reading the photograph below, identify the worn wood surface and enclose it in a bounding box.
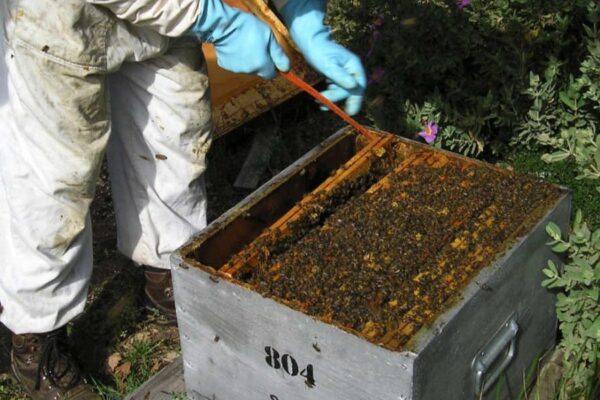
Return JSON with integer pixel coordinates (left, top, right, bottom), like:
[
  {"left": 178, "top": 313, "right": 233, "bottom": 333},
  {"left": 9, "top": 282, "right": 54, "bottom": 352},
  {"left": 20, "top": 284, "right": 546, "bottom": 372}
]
[
  {"left": 125, "top": 357, "right": 185, "bottom": 400},
  {"left": 172, "top": 262, "right": 416, "bottom": 400}
]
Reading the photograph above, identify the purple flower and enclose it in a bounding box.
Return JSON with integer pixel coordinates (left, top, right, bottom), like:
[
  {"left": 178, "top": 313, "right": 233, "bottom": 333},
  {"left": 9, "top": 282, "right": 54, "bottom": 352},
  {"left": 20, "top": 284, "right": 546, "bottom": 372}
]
[
  {"left": 372, "top": 15, "right": 385, "bottom": 28},
  {"left": 456, "top": 0, "right": 471, "bottom": 9},
  {"left": 418, "top": 122, "right": 439, "bottom": 144},
  {"left": 367, "top": 67, "right": 386, "bottom": 85},
  {"left": 366, "top": 31, "right": 380, "bottom": 58},
  {"left": 366, "top": 15, "right": 385, "bottom": 58}
]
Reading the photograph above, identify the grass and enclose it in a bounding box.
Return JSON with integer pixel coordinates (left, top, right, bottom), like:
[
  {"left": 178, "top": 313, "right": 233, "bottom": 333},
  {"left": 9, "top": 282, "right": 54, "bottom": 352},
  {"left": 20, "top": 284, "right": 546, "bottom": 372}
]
[
  {"left": 511, "top": 149, "right": 600, "bottom": 230},
  {"left": 0, "top": 376, "right": 27, "bottom": 400},
  {"left": 554, "top": 359, "right": 600, "bottom": 400},
  {"left": 91, "top": 377, "right": 123, "bottom": 400},
  {"left": 92, "top": 340, "right": 163, "bottom": 399},
  {"left": 120, "top": 341, "right": 157, "bottom": 391},
  {"left": 517, "top": 354, "right": 542, "bottom": 400}
]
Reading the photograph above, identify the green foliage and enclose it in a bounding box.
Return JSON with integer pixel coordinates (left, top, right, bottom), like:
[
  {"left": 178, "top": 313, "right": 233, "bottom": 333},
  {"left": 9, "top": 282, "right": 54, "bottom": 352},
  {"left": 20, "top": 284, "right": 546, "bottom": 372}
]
[
  {"left": 402, "top": 101, "right": 485, "bottom": 155},
  {"left": 512, "top": 2, "right": 600, "bottom": 191},
  {"left": 512, "top": 150, "right": 600, "bottom": 230},
  {"left": 540, "top": 127, "right": 600, "bottom": 189},
  {"left": 0, "top": 376, "right": 28, "bottom": 400},
  {"left": 91, "top": 377, "right": 122, "bottom": 400},
  {"left": 543, "top": 211, "right": 600, "bottom": 399},
  {"left": 512, "top": 63, "right": 563, "bottom": 148},
  {"left": 327, "top": 0, "right": 596, "bottom": 156}
]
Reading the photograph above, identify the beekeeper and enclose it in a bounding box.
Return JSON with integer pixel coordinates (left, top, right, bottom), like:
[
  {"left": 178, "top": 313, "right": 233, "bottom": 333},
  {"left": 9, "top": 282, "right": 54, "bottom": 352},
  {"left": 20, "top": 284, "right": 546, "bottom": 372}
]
[{"left": 0, "top": 0, "right": 365, "bottom": 398}]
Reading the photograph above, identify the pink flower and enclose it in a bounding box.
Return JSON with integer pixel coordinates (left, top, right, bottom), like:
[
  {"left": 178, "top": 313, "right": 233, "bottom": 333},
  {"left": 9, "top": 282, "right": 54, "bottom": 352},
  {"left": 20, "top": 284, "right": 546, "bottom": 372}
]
[
  {"left": 418, "top": 122, "right": 439, "bottom": 144},
  {"left": 456, "top": 0, "right": 471, "bottom": 9}
]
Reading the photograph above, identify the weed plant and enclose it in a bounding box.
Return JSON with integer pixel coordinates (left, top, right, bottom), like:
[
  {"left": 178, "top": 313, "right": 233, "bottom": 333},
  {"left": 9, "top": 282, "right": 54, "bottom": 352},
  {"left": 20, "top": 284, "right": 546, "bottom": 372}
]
[
  {"left": 92, "top": 340, "right": 161, "bottom": 399},
  {"left": 512, "top": 150, "right": 600, "bottom": 230},
  {"left": 544, "top": 212, "right": 600, "bottom": 399},
  {"left": 0, "top": 376, "right": 27, "bottom": 400}
]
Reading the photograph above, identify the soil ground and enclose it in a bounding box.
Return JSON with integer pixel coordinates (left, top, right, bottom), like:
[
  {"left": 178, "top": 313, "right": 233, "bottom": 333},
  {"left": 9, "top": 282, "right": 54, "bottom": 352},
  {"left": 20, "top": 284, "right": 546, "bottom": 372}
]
[{"left": 0, "top": 94, "right": 346, "bottom": 399}]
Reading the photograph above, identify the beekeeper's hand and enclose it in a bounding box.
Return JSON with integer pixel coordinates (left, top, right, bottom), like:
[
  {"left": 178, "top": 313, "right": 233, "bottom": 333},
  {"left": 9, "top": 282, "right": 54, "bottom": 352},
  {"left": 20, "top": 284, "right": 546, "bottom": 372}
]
[
  {"left": 191, "top": 0, "right": 290, "bottom": 79},
  {"left": 281, "top": 0, "right": 366, "bottom": 116}
]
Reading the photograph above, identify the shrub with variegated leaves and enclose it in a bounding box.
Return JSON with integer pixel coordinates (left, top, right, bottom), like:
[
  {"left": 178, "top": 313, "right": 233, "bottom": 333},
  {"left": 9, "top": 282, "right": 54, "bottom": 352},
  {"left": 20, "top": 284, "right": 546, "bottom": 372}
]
[{"left": 544, "top": 211, "right": 600, "bottom": 398}]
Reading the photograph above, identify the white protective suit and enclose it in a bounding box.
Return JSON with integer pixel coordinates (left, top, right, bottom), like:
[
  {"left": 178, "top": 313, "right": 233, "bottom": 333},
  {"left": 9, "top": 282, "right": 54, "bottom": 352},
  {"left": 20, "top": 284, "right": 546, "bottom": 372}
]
[{"left": 0, "top": 0, "right": 288, "bottom": 334}]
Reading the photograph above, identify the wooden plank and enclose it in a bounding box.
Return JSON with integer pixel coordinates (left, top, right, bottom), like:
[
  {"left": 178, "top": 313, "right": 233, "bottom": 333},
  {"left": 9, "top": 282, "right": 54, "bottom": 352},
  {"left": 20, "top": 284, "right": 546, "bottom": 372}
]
[
  {"left": 125, "top": 357, "right": 185, "bottom": 400},
  {"left": 530, "top": 349, "right": 563, "bottom": 400}
]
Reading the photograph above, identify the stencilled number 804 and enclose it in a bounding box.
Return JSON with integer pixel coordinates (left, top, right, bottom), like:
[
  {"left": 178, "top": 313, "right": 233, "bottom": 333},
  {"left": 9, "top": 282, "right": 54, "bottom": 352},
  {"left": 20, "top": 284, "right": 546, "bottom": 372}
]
[{"left": 264, "top": 346, "right": 315, "bottom": 387}]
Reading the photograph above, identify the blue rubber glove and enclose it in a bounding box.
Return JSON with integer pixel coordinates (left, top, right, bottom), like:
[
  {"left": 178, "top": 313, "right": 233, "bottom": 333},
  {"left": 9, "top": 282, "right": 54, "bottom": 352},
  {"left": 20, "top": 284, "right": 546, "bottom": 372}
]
[
  {"left": 280, "top": 0, "right": 366, "bottom": 116},
  {"left": 191, "top": 0, "right": 290, "bottom": 79}
]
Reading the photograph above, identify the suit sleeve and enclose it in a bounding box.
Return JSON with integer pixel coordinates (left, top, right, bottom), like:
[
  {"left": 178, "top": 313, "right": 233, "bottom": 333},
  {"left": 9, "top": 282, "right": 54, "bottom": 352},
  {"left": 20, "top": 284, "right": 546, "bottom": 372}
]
[{"left": 86, "top": 0, "right": 201, "bottom": 37}]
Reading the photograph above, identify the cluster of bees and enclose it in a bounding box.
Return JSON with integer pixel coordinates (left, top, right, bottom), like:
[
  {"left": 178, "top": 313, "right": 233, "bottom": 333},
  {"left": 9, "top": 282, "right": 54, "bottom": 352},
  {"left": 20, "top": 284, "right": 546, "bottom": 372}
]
[{"left": 234, "top": 150, "right": 559, "bottom": 351}]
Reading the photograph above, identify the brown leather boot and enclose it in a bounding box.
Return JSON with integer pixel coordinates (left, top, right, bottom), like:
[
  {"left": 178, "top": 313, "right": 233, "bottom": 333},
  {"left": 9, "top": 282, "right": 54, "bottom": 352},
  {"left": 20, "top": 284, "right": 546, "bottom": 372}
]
[
  {"left": 143, "top": 265, "right": 177, "bottom": 325},
  {"left": 11, "top": 328, "right": 100, "bottom": 400}
]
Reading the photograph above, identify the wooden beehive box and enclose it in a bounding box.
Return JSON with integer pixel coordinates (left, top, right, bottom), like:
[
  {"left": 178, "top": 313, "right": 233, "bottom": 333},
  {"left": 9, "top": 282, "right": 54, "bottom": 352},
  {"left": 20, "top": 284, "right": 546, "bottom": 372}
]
[{"left": 172, "top": 128, "right": 571, "bottom": 400}]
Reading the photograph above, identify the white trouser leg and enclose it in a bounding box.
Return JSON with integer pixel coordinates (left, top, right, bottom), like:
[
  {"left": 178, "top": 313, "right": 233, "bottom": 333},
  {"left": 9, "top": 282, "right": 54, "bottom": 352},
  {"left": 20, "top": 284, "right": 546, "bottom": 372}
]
[
  {"left": 0, "top": 0, "right": 175, "bottom": 333},
  {"left": 107, "top": 38, "right": 212, "bottom": 269},
  {"left": 0, "top": 40, "right": 109, "bottom": 334}
]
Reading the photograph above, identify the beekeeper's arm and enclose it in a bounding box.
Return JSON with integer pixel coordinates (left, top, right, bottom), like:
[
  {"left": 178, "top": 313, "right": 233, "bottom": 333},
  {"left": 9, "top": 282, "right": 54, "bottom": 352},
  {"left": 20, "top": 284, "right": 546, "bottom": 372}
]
[
  {"left": 87, "top": 0, "right": 290, "bottom": 79},
  {"left": 87, "top": 0, "right": 365, "bottom": 114}
]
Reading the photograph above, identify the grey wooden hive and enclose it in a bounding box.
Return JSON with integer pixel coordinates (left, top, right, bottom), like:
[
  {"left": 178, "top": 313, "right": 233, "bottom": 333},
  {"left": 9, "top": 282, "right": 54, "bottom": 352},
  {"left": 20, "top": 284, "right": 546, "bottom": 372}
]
[{"left": 171, "top": 128, "right": 571, "bottom": 400}]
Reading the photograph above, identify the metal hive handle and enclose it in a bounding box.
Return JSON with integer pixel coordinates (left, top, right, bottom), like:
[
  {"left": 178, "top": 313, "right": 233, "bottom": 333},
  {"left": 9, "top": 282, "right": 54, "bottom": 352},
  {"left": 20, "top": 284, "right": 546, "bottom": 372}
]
[{"left": 471, "top": 316, "right": 519, "bottom": 397}]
